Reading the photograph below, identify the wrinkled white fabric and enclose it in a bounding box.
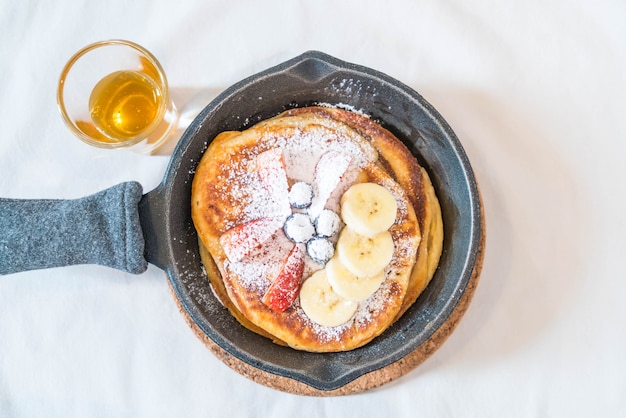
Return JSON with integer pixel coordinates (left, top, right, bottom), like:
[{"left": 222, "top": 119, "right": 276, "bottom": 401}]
[{"left": 1, "top": 0, "right": 625, "bottom": 416}]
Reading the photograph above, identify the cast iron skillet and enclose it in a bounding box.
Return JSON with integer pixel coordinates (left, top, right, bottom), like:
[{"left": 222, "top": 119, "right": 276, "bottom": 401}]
[
  {"left": 1, "top": 51, "right": 481, "bottom": 391},
  {"left": 139, "top": 51, "right": 481, "bottom": 391}
]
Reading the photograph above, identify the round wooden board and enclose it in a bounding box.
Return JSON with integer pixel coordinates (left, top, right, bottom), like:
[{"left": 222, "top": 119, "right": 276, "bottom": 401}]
[{"left": 171, "top": 202, "right": 485, "bottom": 396}]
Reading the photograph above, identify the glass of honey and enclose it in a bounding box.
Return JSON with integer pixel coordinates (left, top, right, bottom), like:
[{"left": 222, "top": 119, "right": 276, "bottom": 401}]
[{"left": 57, "top": 40, "right": 178, "bottom": 153}]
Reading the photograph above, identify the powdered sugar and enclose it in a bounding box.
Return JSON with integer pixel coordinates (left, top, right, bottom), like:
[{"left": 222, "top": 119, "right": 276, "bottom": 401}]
[
  {"left": 306, "top": 236, "right": 334, "bottom": 265},
  {"left": 352, "top": 284, "right": 389, "bottom": 331},
  {"left": 211, "top": 109, "right": 417, "bottom": 338},
  {"left": 314, "top": 209, "right": 341, "bottom": 238},
  {"left": 315, "top": 101, "right": 369, "bottom": 117},
  {"left": 219, "top": 217, "right": 283, "bottom": 262},
  {"left": 224, "top": 232, "right": 291, "bottom": 293},
  {"left": 290, "top": 276, "right": 396, "bottom": 344},
  {"left": 273, "top": 123, "right": 377, "bottom": 184},
  {"left": 283, "top": 213, "right": 315, "bottom": 244},
  {"left": 288, "top": 181, "right": 313, "bottom": 209},
  {"left": 308, "top": 151, "right": 351, "bottom": 219}
]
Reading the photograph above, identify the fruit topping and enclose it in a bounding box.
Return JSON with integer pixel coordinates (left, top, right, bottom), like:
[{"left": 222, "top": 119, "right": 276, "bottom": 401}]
[
  {"left": 220, "top": 218, "right": 283, "bottom": 262},
  {"left": 262, "top": 245, "right": 305, "bottom": 312},
  {"left": 336, "top": 227, "right": 394, "bottom": 278},
  {"left": 288, "top": 182, "right": 314, "bottom": 209},
  {"left": 256, "top": 148, "right": 291, "bottom": 217},
  {"left": 283, "top": 213, "right": 316, "bottom": 244},
  {"left": 299, "top": 269, "right": 358, "bottom": 327},
  {"left": 308, "top": 151, "right": 351, "bottom": 218},
  {"left": 314, "top": 209, "right": 342, "bottom": 238},
  {"left": 340, "top": 182, "right": 398, "bottom": 238},
  {"left": 325, "top": 256, "right": 385, "bottom": 302},
  {"left": 306, "top": 236, "right": 335, "bottom": 265}
]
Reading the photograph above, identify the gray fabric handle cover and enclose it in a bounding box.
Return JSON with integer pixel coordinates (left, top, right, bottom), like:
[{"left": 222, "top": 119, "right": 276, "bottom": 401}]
[{"left": 0, "top": 182, "right": 148, "bottom": 275}]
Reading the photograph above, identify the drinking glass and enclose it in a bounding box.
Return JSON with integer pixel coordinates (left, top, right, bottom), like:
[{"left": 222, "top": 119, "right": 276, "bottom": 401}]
[{"left": 57, "top": 40, "right": 179, "bottom": 153}]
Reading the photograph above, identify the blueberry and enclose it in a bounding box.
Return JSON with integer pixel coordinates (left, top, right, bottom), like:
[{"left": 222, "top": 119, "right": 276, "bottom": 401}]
[
  {"left": 288, "top": 182, "right": 314, "bottom": 209},
  {"left": 315, "top": 209, "right": 342, "bottom": 237},
  {"left": 306, "top": 236, "right": 335, "bottom": 265},
  {"left": 283, "top": 213, "right": 315, "bottom": 243}
]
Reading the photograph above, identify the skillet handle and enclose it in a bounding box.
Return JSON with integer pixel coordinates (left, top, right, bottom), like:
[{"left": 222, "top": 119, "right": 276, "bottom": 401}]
[{"left": 0, "top": 181, "right": 147, "bottom": 275}]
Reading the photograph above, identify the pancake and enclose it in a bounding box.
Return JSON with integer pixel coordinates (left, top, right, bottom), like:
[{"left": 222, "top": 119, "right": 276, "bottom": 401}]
[{"left": 191, "top": 106, "right": 443, "bottom": 352}]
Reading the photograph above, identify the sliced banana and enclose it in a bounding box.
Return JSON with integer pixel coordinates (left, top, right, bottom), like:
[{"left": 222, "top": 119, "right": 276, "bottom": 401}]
[
  {"left": 325, "top": 257, "right": 385, "bottom": 301},
  {"left": 340, "top": 182, "right": 398, "bottom": 238},
  {"left": 336, "top": 227, "right": 394, "bottom": 278},
  {"left": 299, "top": 269, "right": 358, "bottom": 327}
]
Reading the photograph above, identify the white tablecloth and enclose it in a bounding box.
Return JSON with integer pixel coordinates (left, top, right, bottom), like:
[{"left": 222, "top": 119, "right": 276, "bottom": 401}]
[{"left": 1, "top": 1, "right": 625, "bottom": 416}]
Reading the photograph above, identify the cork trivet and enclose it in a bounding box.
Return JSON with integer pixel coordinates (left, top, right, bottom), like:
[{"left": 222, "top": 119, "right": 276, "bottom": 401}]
[{"left": 171, "top": 202, "right": 485, "bottom": 396}]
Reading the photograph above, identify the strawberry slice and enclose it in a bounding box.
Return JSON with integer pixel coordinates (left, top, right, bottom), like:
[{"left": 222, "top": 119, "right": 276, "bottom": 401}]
[
  {"left": 255, "top": 148, "right": 291, "bottom": 217},
  {"left": 262, "top": 244, "right": 305, "bottom": 312},
  {"left": 219, "top": 217, "right": 282, "bottom": 262},
  {"left": 308, "top": 151, "right": 352, "bottom": 218}
]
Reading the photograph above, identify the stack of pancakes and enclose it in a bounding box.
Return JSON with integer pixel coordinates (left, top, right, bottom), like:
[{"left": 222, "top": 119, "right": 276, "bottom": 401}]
[{"left": 191, "top": 106, "right": 443, "bottom": 352}]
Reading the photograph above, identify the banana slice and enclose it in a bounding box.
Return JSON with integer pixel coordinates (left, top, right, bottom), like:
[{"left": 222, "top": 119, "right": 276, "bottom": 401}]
[
  {"left": 325, "top": 257, "right": 385, "bottom": 301},
  {"left": 336, "top": 227, "right": 394, "bottom": 278},
  {"left": 340, "top": 182, "right": 398, "bottom": 238},
  {"left": 299, "top": 269, "right": 358, "bottom": 327}
]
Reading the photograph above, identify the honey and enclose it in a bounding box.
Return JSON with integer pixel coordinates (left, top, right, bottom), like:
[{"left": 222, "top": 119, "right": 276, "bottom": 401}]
[{"left": 89, "top": 70, "right": 162, "bottom": 141}]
